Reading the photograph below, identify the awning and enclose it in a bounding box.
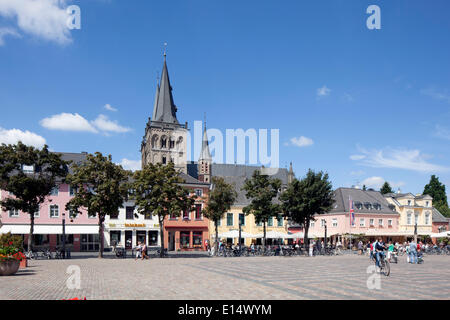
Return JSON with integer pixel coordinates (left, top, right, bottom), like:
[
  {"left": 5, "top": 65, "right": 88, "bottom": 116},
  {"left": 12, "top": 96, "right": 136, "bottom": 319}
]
[
  {"left": 254, "top": 231, "right": 290, "bottom": 239},
  {"left": 430, "top": 231, "right": 450, "bottom": 238},
  {"left": 0, "top": 224, "right": 99, "bottom": 235},
  {"left": 216, "top": 230, "right": 256, "bottom": 238}
]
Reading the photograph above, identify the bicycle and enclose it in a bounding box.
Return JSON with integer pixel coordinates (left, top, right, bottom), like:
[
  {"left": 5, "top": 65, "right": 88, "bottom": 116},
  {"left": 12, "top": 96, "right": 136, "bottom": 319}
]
[
  {"left": 41, "top": 248, "right": 53, "bottom": 259},
  {"left": 375, "top": 252, "right": 390, "bottom": 276},
  {"left": 25, "top": 250, "right": 36, "bottom": 260}
]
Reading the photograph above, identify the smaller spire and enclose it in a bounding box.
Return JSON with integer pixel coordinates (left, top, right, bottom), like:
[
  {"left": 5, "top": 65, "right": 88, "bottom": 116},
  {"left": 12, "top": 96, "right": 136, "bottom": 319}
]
[{"left": 163, "top": 42, "right": 167, "bottom": 58}]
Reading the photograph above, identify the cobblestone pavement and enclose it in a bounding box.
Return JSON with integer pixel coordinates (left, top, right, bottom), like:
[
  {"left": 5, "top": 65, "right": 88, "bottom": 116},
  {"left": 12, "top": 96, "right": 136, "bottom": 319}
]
[{"left": 1, "top": 254, "right": 449, "bottom": 300}]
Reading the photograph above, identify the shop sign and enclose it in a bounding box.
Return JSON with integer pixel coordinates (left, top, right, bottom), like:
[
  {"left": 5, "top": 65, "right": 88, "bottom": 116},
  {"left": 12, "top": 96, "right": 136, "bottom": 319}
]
[{"left": 125, "top": 223, "right": 146, "bottom": 228}]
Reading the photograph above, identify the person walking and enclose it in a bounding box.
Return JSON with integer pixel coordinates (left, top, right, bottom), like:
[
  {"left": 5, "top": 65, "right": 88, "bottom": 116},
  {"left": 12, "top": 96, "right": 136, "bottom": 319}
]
[
  {"left": 135, "top": 242, "right": 142, "bottom": 261},
  {"left": 309, "top": 240, "right": 314, "bottom": 257},
  {"left": 409, "top": 239, "right": 417, "bottom": 264},
  {"left": 141, "top": 242, "right": 148, "bottom": 260},
  {"left": 358, "top": 241, "right": 363, "bottom": 255},
  {"left": 387, "top": 241, "right": 394, "bottom": 262}
]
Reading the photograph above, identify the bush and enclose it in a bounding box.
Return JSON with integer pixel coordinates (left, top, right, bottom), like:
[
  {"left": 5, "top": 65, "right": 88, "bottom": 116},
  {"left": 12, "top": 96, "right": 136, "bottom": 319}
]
[{"left": 0, "top": 232, "right": 23, "bottom": 251}]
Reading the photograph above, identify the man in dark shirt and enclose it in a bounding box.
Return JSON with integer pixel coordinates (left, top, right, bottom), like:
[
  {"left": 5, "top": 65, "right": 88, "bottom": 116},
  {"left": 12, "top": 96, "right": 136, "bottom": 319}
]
[{"left": 375, "top": 238, "right": 386, "bottom": 268}]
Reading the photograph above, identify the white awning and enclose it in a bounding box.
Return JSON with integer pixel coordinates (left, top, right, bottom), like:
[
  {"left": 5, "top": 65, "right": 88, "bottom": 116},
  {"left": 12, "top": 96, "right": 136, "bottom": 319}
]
[
  {"left": 254, "top": 231, "right": 290, "bottom": 239},
  {"left": 216, "top": 230, "right": 256, "bottom": 238},
  {"left": 0, "top": 224, "right": 99, "bottom": 235},
  {"left": 430, "top": 231, "right": 450, "bottom": 238}
]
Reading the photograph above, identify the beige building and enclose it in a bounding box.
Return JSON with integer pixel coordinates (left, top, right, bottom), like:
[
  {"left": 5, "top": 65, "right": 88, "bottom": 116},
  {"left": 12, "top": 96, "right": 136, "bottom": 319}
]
[{"left": 384, "top": 192, "right": 434, "bottom": 235}]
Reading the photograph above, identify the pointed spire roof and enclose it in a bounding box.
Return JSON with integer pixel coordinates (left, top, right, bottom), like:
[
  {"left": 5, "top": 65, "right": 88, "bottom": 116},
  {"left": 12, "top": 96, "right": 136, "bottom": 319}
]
[
  {"left": 199, "top": 120, "right": 212, "bottom": 161},
  {"left": 152, "top": 55, "right": 179, "bottom": 124}
]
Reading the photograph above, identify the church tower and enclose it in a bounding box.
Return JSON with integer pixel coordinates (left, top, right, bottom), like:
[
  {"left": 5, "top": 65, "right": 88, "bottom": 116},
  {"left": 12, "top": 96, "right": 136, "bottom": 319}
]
[
  {"left": 198, "top": 120, "right": 212, "bottom": 183},
  {"left": 288, "top": 162, "right": 294, "bottom": 184},
  {"left": 141, "top": 52, "right": 188, "bottom": 173}
]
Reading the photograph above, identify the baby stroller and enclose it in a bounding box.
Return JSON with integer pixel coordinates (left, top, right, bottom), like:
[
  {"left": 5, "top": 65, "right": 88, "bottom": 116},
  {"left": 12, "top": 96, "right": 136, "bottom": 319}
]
[{"left": 417, "top": 251, "right": 424, "bottom": 264}]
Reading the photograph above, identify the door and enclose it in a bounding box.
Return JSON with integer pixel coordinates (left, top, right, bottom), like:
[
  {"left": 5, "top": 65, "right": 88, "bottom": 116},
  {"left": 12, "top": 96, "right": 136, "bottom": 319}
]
[
  {"left": 169, "top": 232, "right": 175, "bottom": 251},
  {"left": 125, "top": 231, "right": 132, "bottom": 249}
]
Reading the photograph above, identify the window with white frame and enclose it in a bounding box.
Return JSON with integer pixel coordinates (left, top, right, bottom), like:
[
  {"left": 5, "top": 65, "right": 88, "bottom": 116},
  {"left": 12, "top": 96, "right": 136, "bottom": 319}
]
[
  {"left": 320, "top": 219, "right": 326, "bottom": 227},
  {"left": 332, "top": 218, "right": 337, "bottom": 227},
  {"left": 425, "top": 201, "right": 429, "bottom": 207},
  {"left": 425, "top": 212, "right": 430, "bottom": 225},
  {"left": 69, "top": 186, "right": 76, "bottom": 196},
  {"left": 194, "top": 189, "right": 203, "bottom": 197},
  {"left": 49, "top": 205, "right": 59, "bottom": 218},
  {"left": 360, "top": 218, "right": 365, "bottom": 227},
  {"left": 369, "top": 219, "right": 374, "bottom": 226},
  {"left": 378, "top": 219, "right": 383, "bottom": 226},
  {"left": 50, "top": 186, "right": 59, "bottom": 196},
  {"left": 34, "top": 208, "right": 40, "bottom": 218},
  {"left": 227, "top": 213, "right": 233, "bottom": 226},
  {"left": 310, "top": 221, "right": 315, "bottom": 227},
  {"left": 407, "top": 213, "right": 412, "bottom": 225},
  {"left": 407, "top": 200, "right": 411, "bottom": 206},
  {"left": 9, "top": 209, "right": 19, "bottom": 217},
  {"left": 388, "top": 219, "right": 393, "bottom": 227},
  {"left": 414, "top": 212, "right": 419, "bottom": 224}
]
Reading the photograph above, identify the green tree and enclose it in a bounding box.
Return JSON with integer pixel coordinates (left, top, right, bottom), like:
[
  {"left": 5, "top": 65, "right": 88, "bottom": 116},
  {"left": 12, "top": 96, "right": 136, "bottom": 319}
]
[
  {"left": 132, "top": 162, "right": 194, "bottom": 257},
  {"left": 0, "top": 142, "right": 68, "bottom": 251},
  {"left": 380, "top": 182, "right": 393, "bottom": 195},
  {"left": 242, "top": 170, "right": 282, "bottom": 251},
  {"left": 65, "top": 152, "right": 131, "bottom": 258},
  {"left": 203, "top": 176, "right": 237, "bottom": 255},
  {"left": 280, "top": 169, "right": 334, "bottom": 248},
  {"left": 424, "top": 175, "right": 450, "bottom": 217}
]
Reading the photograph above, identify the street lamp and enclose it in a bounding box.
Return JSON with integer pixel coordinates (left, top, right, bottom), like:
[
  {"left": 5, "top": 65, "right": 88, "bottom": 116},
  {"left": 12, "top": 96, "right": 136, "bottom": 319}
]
[
  {"left": 238, "top": 218, "right": 242, "bottom": 253},
  {"left": 62, "top": 212, "right": 66, "bottom": 259},
  {"left": 322, "top": 219, "right": 327, "bottom": 250}
]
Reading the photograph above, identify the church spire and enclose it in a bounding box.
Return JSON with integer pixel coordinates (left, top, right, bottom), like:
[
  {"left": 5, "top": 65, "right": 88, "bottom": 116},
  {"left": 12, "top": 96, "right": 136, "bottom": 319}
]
[
  {"left": 199, "top": 117, "right": 212, "bottom": 161},
  {"left": 152, "top": 49, "right": 179, "bottom": 124},
  {"left": 288, "top": 162, "right": 294, "bottom": 184}
]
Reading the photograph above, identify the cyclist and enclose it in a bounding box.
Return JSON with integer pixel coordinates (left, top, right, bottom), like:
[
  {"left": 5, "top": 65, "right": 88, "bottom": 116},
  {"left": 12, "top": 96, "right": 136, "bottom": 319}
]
[{"left": 374, "top": 238, "right": 386, "bottom": 269}]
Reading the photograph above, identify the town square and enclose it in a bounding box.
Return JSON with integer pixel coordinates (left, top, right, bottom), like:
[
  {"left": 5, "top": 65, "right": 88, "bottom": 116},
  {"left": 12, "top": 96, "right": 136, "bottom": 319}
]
[{"left": 1, "top": 0, "right": 450, "bottom": 303}]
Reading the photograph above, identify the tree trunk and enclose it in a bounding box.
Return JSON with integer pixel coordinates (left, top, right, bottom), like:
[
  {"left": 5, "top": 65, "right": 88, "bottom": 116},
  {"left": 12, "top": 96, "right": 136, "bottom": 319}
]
[
  {"left": 263, "top": 221, "right": 267, "bottom": 252},
  {"left": 159, "top": 214, "right": 165, "bottom": 258},
  {"left": 28, "top": 213, "right": 34, "bottom": 252},
  {"left": 215, "top": 220, "right": 219, "bottom": 256},
  {"left": 304, "top": 219, "right": 309, "bottom": 250},
  {"left": 98, "top": 215, "right": 105, "bottom": 258}
]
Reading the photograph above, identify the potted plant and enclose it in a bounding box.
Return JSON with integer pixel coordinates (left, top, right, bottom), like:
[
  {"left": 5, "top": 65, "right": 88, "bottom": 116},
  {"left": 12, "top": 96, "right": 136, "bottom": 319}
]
[{"left": 0, "top": 234, "right": 25, "bottom": 276}]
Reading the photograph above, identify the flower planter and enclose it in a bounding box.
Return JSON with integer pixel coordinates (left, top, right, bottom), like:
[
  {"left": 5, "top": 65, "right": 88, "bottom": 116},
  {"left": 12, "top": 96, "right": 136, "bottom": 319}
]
[
  {"left": 0, "top": 260, "right": 20, "bottom": 276},
  {"left": 20, "top": 259, "right": 27, "bottom": 268}
]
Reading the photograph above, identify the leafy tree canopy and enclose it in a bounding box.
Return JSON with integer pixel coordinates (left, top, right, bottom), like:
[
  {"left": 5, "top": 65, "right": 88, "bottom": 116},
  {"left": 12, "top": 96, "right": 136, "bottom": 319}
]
[{"left": 380, "top": 181, "right": 393, "bottom": 195}]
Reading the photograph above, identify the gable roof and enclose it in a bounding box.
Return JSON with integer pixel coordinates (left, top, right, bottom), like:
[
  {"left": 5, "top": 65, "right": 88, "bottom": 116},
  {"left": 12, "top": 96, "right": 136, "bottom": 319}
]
[{"left": 432, "top": 207, "right": 449, "bottom": 223}]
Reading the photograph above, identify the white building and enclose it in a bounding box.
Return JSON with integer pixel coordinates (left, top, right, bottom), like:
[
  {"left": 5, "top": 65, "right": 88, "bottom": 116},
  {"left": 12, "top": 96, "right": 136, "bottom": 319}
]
[{"left": 103, "top": 200, "right": 161, "bottom": 250}]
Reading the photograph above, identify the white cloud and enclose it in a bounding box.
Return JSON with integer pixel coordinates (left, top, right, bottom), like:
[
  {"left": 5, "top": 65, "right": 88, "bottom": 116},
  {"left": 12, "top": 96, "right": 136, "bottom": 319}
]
[
  {"left": 317, "top": 85, "right": 331, "bottom": 97},
  {"left": 289, "top": 136, "right": 314, "bottom": 148},
  {"left": 40, "top": 113, "right": 131, "bottom": 135},
  {"left": 0, "top": 0, "right": 72, "bottom": 45},
  {"left": 0, "top": 27, "right": 21, "bottom": 45},
  {"left": 361, "top": 176, "right": 385, "bottom": 189},
  {"left": 350, "top": 146, "right": 449, "bottom": 173},
  {"left": 104, "top": 104, "right": 118, "bottom": 112},
  {"left": 361, "top": 176, "right": 405, "bottom": 190},
  {"left": 420, "top": 87, "right": 450, "bottom": 104},
  {"left": 343, "top": 93, "right": 354, "bottom": 102},
  {"left": 92, "top": 114, "right": 131, "bottom": 133},
  {"left": 434, "top": 125, "right": 450, "bottom": 141},
  {"left": 40, "top": 113, "right": 98, "bottom": 133},
  {"left": 0, "top": 127, "right": 46, "bottom": 148},
  {"left": 119, "top": 159, "right": 141, "bottom": 171},
  {"left": 350, "top": 154, "right": 366, "bottom": 161}
]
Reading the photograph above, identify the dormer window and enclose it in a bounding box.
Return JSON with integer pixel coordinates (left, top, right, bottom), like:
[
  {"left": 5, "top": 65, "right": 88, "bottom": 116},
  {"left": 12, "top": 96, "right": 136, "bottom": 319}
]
[
  {"left": 22, "top": 165, "right": 34, "bottom": 173},
  {"left": 407, "top": 200, "right": 411, "bottom": 206},
  {"left": 426, "top": 201, "right": 429, "bottom": 207}
]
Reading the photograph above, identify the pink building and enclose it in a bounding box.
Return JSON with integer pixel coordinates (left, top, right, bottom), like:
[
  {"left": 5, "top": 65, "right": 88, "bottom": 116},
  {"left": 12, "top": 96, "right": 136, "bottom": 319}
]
[
  {"left": 0, "top": 152, "right": 99, "bottom": 252},
  {"left": 290, "top": 187, "right": 401, "bottom": 245}
]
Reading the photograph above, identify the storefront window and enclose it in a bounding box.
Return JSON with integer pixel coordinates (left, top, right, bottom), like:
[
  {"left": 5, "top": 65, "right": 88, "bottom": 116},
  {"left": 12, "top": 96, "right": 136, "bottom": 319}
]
[
  {"left": 148, "top": 231, "right": 158, "bottom": 245},
  {"left": 33, "top": 234, "right": 49, "bottom": 246},
  {"left": 110, "top": 231, "right": 121, "bottom": 246},
  {"left": 136, "top": 231, "right": 146, "bottom": 245},
  {"left": 57, "top": 234, "right": 74, "bottom": 245},
  {"left": 81, "top": 234, "right": 100, "bottom": 252},
  {"left": 193, "top": 232, "right": 202, "bottom": 246},
  {"left": 180, "top": 231, "right": 190, "bottom": 248}
]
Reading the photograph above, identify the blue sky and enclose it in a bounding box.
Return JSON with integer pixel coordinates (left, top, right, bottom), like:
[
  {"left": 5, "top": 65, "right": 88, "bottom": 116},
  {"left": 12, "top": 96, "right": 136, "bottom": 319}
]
[{"left": 0, "top": 0, "right": 450, "bottom": 199}]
